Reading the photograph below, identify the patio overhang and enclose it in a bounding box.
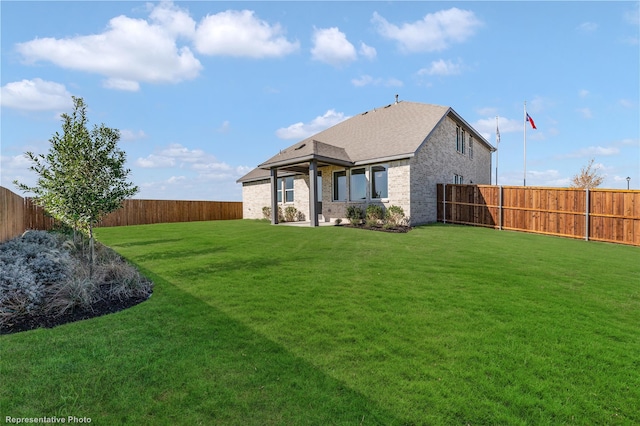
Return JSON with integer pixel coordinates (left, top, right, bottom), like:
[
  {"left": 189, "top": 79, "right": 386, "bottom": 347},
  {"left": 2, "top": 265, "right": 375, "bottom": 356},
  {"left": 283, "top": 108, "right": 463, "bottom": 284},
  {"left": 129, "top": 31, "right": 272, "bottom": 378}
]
[{"left": 259, "top": 140, "right": 353, "bottom": 227}]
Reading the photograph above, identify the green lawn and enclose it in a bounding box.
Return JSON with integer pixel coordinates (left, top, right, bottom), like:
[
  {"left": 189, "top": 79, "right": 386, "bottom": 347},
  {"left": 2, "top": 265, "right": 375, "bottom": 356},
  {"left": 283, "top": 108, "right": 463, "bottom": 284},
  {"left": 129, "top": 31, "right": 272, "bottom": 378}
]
[{"left": 1, "top": 220, "right": 639, "bottom": 425}]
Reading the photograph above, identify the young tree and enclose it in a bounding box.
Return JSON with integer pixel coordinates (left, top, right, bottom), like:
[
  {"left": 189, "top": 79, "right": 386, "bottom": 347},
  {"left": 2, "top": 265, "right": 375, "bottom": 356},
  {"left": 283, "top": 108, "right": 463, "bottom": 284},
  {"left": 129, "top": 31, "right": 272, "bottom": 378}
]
[
  {"left": 14, "top": 97, "right": 138, "bottom": 270},
  {"left": 570, "top": 158, "right": 604, "bottom": 189}
]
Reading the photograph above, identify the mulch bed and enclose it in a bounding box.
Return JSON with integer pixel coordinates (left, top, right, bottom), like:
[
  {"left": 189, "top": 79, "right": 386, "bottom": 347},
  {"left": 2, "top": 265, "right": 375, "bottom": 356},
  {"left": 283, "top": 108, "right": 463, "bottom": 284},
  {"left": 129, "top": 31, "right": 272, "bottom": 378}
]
[
  {"left": 339, "top": 223, "right": 412, "bottom": 233},
  {"left": 0, "top": 295, "right": 150, "bottom": 335}
]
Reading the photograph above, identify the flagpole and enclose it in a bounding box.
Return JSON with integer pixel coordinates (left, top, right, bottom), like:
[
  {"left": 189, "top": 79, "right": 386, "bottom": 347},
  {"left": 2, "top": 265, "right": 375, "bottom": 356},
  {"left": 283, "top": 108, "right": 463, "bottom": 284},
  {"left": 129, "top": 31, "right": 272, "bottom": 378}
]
[
  {"left": 495, "top": 116, "right": 500, "bottom": 185},
  {"left": 523, "top": 101, "right": 527, "bottom": 187}
]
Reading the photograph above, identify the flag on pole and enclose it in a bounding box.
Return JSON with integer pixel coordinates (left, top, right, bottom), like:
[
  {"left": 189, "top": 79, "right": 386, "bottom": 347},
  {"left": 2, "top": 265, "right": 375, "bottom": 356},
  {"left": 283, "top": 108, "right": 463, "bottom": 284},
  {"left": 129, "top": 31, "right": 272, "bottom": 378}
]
[
  {"left": 526, "top": 113, "right": 537, "bottom": 129},
  {"left": 496, "top": 121, "right": 501, "bottom": 144}
]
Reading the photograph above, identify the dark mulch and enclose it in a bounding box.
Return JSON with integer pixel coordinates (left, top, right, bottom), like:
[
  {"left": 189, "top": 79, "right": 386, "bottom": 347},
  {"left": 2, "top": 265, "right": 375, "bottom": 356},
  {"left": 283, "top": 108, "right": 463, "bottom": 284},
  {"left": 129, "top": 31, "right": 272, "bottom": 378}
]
[
  {"left": 339, "top": 223, "right": 412, "bottom": 233},
  {"left": 0, "top": 295, "right": 150, "bottom": 336}
]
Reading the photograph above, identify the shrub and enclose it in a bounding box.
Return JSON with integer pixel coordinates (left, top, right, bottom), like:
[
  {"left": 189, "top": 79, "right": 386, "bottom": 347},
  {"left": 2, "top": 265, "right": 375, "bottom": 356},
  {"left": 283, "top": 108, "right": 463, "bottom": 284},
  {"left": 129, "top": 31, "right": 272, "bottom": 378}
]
[
  {"left": 46, "top": 274, "right": 98, "bottom": 316},
  {"left": 385, "top": 205, "right": 406, "bottom": 226},
  {"left": 365, "top": 218, "right": 379, "bottom": 228},
  {"left": 0, "top": 231, "right": 75, "bottom": 324},
  {"left": 97, "top": 251, "right": 152, "bottom": 301},
  {"left": 262, "top": 206, "right": 285, "bottom": 222},
  {"left": 262, "top": 206, "right": 271, "bottom": 220},
  {"left": 346, "top": 205, "right": 364, "bottom": 225},
  {"left": 284, "top": 206, "right": 298, "bottom": 222},
  {"left": 334, "top": 218, "right": 342, "bottom": 226},
  {"left": 366, "top": 204, "right": 385, "bottom": 222}
]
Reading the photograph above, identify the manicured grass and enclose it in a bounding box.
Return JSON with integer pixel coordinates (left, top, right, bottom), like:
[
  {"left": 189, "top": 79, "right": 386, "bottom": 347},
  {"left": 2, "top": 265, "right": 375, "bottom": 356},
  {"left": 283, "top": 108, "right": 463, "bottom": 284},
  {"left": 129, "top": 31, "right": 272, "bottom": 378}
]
[{"left": 2, "top": 220, "right": 639, "bottom": 425}]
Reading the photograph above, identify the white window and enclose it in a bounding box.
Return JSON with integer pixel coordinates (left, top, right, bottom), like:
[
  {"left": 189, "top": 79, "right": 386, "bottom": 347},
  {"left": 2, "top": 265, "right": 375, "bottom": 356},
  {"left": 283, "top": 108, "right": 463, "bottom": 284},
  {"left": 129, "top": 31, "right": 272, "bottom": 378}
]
[
  {"left": 461, "top": 129, "right": 466, "bottom": 154},
  {"left": 277, "top": 177, "right": 294, "bottom": 203},
  {"left": 284, "top": 176, "right": 294, "bottom": 202},
  {"left": 350, "top": 168, "right": 367, "bottom": 201},
  {"left": 333, "top": 170, "right": 347, "bottom": 201},
  {"left": 454, "top": 174, "right": 464, "bottom": 184},
  {"left": 371, "top": 164, "right": 388, "bottom": 199},
  {"left": 456, "top": 126, "right": 461, "bottom": 152}
]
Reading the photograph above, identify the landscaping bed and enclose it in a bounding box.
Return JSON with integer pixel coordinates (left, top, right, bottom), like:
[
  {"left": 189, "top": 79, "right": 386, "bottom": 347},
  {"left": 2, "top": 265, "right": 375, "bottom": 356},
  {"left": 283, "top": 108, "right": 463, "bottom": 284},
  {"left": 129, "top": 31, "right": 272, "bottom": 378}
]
[{"left": 0, "top": 230, "right": 152, "bottom": 335}]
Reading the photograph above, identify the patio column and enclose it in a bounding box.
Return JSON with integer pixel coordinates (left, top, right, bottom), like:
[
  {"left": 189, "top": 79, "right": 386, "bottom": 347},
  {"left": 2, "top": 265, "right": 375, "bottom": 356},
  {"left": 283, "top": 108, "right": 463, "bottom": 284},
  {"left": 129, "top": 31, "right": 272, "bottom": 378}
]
[
  {"left": 270, "top": 168, "right": 278, "bottom": 224},
  {"left": 309, "top": 159, "right": 319, "bottom": 227}
]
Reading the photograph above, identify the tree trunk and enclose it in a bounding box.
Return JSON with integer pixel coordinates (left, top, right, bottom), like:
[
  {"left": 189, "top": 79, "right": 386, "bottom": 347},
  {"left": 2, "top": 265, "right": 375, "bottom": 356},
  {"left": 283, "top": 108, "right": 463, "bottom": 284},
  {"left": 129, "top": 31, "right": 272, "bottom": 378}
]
[{"left": 89, "top": 222, "right": 94, "bottom": 278}]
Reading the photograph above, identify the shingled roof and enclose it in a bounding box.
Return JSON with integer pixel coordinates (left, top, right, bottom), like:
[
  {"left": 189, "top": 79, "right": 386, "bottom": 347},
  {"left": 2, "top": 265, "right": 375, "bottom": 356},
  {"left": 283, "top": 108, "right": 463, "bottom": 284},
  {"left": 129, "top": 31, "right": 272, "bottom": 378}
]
[{"left": 238, "top": 101, "right": 493, "bottom": 183}]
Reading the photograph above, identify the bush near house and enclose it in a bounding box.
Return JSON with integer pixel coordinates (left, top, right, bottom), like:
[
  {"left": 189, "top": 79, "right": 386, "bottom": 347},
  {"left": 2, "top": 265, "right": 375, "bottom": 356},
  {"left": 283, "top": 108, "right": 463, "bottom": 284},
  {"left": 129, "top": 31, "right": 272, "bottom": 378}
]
[
  {"left": 262, "top": 206, "right": 285, "bottom": 222},
  {"left": 346, "top": 205, "right": 364, "bottom": 225},
  {"left": 366, "top": 204, "right": 385, "bottom": 223},
  {"left": 385, "top": 205, "right": 406, "bottom": 227},
  {"left": 284, "top": 206, "right": 298, "bottom": 222}
]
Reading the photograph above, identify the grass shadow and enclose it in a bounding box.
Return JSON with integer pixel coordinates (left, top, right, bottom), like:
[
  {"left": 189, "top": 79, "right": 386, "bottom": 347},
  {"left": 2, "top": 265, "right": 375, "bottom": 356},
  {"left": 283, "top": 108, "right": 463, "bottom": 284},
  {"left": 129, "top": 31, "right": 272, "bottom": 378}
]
[{"left": 0, "top": 271, "right": 405, "bottom": 425}]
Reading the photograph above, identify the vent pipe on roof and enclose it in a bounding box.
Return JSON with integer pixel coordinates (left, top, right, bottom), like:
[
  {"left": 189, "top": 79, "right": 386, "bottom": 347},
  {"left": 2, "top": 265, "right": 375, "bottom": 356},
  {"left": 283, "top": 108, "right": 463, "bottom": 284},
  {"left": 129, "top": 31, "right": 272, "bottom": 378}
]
[{"left": 395, "top": 94, "right": 399, "bottom": 104}]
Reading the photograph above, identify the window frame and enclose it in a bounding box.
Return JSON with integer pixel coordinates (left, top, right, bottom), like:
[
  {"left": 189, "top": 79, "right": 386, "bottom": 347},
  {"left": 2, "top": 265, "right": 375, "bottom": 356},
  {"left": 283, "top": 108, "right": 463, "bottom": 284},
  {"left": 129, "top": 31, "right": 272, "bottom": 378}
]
[
  {"left": 284, "top": 176, "right": 294, "bottom": 203},
  {"left": 349, "top": 168, "right": 367, "bottom": 201},
  {"left": 371, "top": 164, "right": 389, "bottom": 200},
  {"left": 276, "top": 176, "right": 294, "bottom": 203},
  {"left": 333, "top": 170, "right": 347, "bottom": 202}
]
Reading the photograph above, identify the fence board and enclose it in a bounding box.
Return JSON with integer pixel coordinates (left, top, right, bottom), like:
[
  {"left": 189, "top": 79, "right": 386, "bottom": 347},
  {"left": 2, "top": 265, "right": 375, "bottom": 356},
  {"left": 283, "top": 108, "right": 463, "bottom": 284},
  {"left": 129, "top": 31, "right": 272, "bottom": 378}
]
[
  {"left": 1, "top": 187, "right": 26, "bottom": 242},
  {"left": 438, "top": 184, "right": 640, "bottom": 246}
]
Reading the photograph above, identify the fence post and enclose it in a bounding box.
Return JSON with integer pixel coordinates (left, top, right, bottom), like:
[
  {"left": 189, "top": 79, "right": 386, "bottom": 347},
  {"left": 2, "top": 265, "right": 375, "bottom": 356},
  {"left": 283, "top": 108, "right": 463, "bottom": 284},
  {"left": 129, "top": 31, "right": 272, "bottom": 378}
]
[
  {"left": 443, "top": 184, "right": 447, "bottom": 224},
  {"left": 585, "top": 188, "right": 590, "bottom": 241},
  {"left": 499, "top": 185, "right": 503, "bottom": 231}
]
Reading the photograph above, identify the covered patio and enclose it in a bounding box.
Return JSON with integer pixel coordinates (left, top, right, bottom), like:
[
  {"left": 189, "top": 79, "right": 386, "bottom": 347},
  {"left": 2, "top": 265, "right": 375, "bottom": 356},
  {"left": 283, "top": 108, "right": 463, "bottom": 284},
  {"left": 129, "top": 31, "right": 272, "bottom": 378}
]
[{"left": 258, "top": 140, "right": 353, "bottom": 227}]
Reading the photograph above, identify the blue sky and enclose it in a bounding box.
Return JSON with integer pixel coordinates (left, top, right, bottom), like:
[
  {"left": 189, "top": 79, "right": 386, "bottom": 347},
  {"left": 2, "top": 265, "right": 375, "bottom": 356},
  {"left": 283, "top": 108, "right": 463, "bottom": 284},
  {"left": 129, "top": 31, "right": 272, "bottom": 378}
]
[{"left": 1, "top": 1, "right": 638, "bottom": 201}]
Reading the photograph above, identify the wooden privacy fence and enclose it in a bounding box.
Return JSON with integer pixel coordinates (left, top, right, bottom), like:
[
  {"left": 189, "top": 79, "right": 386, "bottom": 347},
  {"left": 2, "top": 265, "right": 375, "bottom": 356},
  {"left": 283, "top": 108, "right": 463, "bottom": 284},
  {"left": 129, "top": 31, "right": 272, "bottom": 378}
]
[
  {"left": 0, "top": 186, "right": 242, "bottom": 243},
  {"left": 437, "top": 184, "right": 640, "bottom": 246}
]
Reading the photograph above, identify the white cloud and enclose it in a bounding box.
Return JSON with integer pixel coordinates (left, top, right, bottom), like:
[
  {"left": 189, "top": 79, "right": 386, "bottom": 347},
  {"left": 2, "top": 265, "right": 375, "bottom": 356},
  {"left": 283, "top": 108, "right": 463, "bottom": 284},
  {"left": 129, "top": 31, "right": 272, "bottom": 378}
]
[
  {"left": 0, "top": 153, "right": 38, "bottom": 193},
  {"left": 133, "top": 143, "right": 250, "bottom": 200},
  {"left": 577, "top": 107, "right": 593, "bottom": 119},
  {"left": 473, "top": 116, "right": 521, "bottom": 142},
  {"left": 577, "top": 22, "right": 598, "bottom": 32},
  {"left": 194, "top": 10, "right": 299, "bottom": 58},
  {"left": 136, "top": 154, "right": 176, "bottom": 168},
  {"left": 624, "top": 4, "right": 639, "bottom": 26},
  {"left": 148, "top": 1, "right": 196, "bottom": 39},
  {"left": 351, "top": 75, "right": 403, "bottom": 88},
  {"left": 311, "top": 27, "right": 357, "bottom": 67},
  {"left": 418, "top": 59, "right": 462, "bottom": 76},
  {"left": 579, "top": 89, "right": 589, "bottom": 98},
  {"left": 372, "top": 8, "right": 482, "bottom": 53},
  {"left": 103, "top": 78, "right": 140, "bottom": 92},
  {"left": 359, "top": 42, "right": 377, "bottom": 60},
  {"left": 527, "top": 169, "right": 572, "bottom": 187},
  {"left": 217, "top": 120, "right": 231, "bottom": 133},
  {"left": 619, "top": 99, "right": 635, "bottom": 108},
  {"left": 120, "top": 129, "right": 147, "bottom": 141},
  {"left": 16, "top": 3, "right": 202, "bottom": 90},
  {"left": 558, "top": 146, "right": 621, "bottom": 159},
  {"left": 136, "top": 143, "right": 239, "bottom": 174},
  {"left": 476, "top": 107, "right": 498, "bottom": 116},
  {"left": 0, "top": 78, "right": 73, "bottom": 111},
  {"left": 276, "top": 109, "right": 350, "bottom": 140},
  {"left": 620, "top": 138, "right": 639, "bottom": 146}
]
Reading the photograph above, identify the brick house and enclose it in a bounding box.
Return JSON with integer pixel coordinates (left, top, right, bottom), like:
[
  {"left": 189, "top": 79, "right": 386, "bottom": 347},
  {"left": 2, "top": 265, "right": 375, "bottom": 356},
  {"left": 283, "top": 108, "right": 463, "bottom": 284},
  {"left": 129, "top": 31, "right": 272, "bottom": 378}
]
[{"left": 237, "top": 100, "right": 495, "bottom": 226}]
